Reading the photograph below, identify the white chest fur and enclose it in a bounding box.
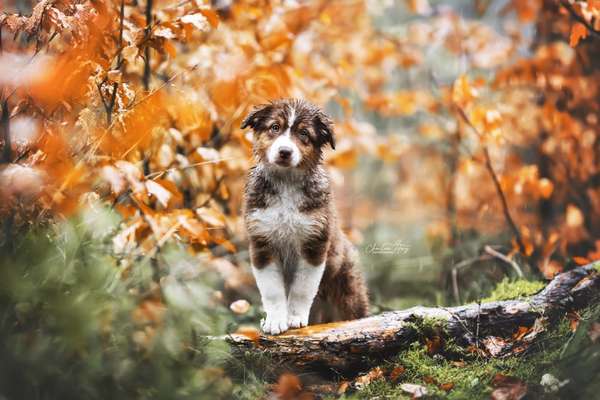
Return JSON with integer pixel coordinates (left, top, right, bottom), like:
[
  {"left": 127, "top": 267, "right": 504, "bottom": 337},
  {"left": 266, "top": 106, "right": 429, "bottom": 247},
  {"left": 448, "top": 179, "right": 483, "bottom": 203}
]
[{"left": 248, "top": 184, "right": 316, "bottom": 247}]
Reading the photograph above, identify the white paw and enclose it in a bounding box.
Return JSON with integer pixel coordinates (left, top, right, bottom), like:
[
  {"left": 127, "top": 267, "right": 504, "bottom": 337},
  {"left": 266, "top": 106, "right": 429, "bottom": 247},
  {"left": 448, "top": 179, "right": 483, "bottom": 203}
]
[
  {"left": 261, "top": 313, "right": 289, "bottom": 335},
  {"left": 287, "top": 314, "right": 308, "bottom": 329}
]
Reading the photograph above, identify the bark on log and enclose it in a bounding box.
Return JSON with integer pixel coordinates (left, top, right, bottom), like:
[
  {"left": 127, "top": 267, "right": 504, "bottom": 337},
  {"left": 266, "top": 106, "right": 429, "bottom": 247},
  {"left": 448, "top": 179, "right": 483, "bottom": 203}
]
[{"left": 227, "top": 262, "right": 600, "bottom": 372}]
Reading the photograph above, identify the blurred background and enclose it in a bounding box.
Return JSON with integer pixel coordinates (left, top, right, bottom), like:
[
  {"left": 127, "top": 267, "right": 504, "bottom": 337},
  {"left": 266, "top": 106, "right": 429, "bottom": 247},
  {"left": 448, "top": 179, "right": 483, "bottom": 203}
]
[{"left": 0, "top": 0, "right": 598, "bottom": 398}]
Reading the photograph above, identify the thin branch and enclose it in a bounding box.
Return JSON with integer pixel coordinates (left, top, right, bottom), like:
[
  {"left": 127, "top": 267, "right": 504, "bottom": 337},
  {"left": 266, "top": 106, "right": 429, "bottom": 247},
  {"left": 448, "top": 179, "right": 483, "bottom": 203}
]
[
  {"left": 560, "top": 0, "right": 600, "bottom": 38},
  {"left": 454, "top": 105, "right": 528, "bottom": 256},
  {"left": 143, "top": 0, "right": 154, "bottom": 90},
  {"left": 98, "top": 0, "right": 125, "bottom": 127},
  {"left": 96, "top": 82, "right": 110, "bottom": 116},
  {"left": 144, "top": 158, "right": 235, "bottom": 180},
  {"left": 107, "top": 82, "right": 119, "bottom": 125},
  {"left": 1, "top": 99, "right": 10, "bottom": 163},
  {"left": 451, "top": 254, "right": 493, "bottom": 303},
  {"left": 198, "top": 175, "right": 226, "bottom": 208},
  {"left": 116, "top": 0, "right": 125, "bottom": 66},
  {"left": 484, "top": 245, "right": 524, "bottom": 278}
]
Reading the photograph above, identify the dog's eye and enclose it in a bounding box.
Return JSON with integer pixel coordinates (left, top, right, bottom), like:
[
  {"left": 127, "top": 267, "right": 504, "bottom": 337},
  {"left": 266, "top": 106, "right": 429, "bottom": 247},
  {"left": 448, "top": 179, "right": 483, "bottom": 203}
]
[
  {"left": 299, "top": 129, "right": 310, "bottom": 143},
  {"left": 270, "top": 124, "right": 280, "bottom": 133}
]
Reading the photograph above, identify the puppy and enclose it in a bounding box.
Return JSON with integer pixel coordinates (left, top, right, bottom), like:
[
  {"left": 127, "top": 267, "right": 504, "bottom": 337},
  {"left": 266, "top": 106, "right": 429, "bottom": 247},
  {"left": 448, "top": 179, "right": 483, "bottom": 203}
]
[{"left": 241, "top": 98, "right": 369, "bottom": 335}]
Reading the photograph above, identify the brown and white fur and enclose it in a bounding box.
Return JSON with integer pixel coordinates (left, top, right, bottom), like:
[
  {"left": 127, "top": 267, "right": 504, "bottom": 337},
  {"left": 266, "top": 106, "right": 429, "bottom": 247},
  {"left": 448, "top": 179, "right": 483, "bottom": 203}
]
[{"left": 241, "top": 98, "right": 369, "bottom": 335}]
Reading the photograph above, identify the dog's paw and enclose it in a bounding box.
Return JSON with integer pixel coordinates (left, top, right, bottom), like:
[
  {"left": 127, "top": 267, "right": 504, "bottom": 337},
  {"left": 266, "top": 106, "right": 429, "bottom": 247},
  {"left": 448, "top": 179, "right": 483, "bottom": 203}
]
[
  {"left": 287, "top": 314, "right": 308, "bottom": 329},
  {"left": 261, "top": 314, "right": 289, "bottom": 335}
]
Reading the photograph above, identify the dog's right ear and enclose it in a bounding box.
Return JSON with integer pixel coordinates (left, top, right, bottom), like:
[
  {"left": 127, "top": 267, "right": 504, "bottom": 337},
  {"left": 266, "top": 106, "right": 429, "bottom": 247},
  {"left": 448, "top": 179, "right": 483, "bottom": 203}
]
[{"left": 241, "top": 104, "right": 273, "bottom": 130}]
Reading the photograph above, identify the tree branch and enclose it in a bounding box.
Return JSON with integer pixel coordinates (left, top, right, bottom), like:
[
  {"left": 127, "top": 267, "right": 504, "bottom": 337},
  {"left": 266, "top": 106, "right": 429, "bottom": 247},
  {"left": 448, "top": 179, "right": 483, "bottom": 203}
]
[
  {"left": 1, "top": 98, "right": 10, "bottom": 163},
  {"left": 143, "top": 0, "right": 153, "bottom": 90},
  {"left": 560, "top": 0, "right": 600, "bottom": 38},
  {"left": 454, "top": 105, "right": 528, "bottom": 256},
  {"left": 98, "top": 0, "right": 125, "bottom": 126},
  {"left": 227, "top": 262, "right": 600, "bottom": 373}
]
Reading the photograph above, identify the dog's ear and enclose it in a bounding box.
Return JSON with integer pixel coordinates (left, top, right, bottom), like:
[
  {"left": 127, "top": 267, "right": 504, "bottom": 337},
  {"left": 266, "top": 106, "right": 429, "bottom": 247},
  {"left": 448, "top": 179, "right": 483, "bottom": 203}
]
[
  {"left": 241, "top": 104, "right": 273, "bottom": 130},
  {"left": 315, "top": 111, "right": 335, "bottom": 150}
]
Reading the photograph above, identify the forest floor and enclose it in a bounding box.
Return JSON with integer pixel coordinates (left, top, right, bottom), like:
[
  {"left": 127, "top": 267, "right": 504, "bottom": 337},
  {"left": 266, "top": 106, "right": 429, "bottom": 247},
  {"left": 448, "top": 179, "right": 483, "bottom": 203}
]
[{"left": 238, "top": 276, "right": 600, "bottom": 400}]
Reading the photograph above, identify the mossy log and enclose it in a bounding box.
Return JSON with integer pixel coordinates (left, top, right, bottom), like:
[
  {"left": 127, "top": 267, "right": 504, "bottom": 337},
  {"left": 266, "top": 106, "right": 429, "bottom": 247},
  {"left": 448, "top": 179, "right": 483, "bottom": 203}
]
[{"left": 227, "top": 262, "right": 600, "bottom": 372}]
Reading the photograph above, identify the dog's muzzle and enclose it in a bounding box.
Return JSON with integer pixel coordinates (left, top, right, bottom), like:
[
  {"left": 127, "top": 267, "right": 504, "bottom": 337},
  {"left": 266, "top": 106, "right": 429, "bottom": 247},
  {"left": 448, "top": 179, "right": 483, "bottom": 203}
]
[{"left": 268, "top": 135, "right": 300, "bottom": 167}]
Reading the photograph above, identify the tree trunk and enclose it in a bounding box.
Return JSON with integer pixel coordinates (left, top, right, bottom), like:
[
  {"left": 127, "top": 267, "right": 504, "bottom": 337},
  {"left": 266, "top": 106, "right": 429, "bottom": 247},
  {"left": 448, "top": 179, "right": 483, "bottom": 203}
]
[{"left": 227, "top": 262, "right": 600, "bottom": 372}]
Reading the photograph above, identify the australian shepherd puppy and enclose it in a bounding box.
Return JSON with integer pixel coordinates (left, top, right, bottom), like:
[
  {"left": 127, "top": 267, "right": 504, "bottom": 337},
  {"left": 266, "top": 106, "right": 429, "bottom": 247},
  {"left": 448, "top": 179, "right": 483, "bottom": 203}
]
[{"left": 241, "top": 98, "right": 369, "bottom": 335}]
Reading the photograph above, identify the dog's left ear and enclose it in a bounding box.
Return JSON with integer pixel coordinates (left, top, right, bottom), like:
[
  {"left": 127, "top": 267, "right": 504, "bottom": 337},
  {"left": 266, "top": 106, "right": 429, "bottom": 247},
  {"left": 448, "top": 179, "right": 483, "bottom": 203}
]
[
  {"left": 241, "top": 104, "right": 273, "bottom": 131},
  {"left": 315, "top": 112, "right": 335, "bottom": 150}
]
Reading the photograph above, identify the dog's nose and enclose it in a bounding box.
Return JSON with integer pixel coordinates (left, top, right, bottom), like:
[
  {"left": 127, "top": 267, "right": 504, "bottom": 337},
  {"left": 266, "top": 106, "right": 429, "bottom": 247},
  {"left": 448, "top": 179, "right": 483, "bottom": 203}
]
[{"left": 278, "top": 147, "right": 292, "bottom": 159}]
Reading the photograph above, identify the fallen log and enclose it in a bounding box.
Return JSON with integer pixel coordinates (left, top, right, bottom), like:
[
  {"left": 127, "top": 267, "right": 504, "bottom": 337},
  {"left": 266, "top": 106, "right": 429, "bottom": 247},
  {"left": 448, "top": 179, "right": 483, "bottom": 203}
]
[{"left": 227, "top": 262, "right": 600, "bottom": 372}]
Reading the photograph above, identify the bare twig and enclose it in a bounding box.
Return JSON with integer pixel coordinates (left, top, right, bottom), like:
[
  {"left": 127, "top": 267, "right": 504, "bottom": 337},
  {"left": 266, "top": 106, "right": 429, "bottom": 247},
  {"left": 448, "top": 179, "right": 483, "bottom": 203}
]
[
  {"left": 451, "top": 254, "right": 493, "bottom": 303},
  {"left": 1, "top": 98, "right": 10, "bottom": 163},
  {"left": 117, "top": 0, "right": 125, "bottom": 66},
  {"left": 484, "top": 245, "right": 524, "bottom": 278},
  {"left": 144, "top": 158, "right": 235, "bottom": 180},
  {"left": 143, "top": 0, "right": 154, "bottom": 90},
  {"left": 98, "top": 0, "right": 125, "bottom": 126},
  {"left": 454, "top": 105, "right": 528, "bottom": 256}
]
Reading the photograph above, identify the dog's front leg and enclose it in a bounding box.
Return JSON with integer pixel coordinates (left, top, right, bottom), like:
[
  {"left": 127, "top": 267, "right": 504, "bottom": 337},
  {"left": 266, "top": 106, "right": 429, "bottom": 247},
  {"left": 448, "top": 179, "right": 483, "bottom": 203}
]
[
  {"left": 252, "top": 263, "right": 288, "bottom": 335},
  {"left": 287, "top": 260, "right": 326, "bottom": 329}
]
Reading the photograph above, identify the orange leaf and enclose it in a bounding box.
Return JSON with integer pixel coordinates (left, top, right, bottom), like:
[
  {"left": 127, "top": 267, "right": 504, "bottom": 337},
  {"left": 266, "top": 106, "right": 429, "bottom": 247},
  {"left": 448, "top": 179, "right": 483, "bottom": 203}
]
[
  {"left": 567, "top": 311, "right": 581, "bottom": 332},
  {"left": 440, "top": 382, "right": 455, "bottom": 392},
  {"left": 235, "top": 326, "right": 260, "bottom": 342},
  {"left": 163, "top": 40, "right": 177, "bottom": 58},
  {"left": 274, "top": 373, "right": 303, "bottom": 400},
  {"left": 513, "top": 326, "right": 530, "bottom": 341},
  {"left": 452, "top": 74, "right": 477, "bottom": 107},
  {"left": 573, "top": 256, "right": 590, "bottom": 265},
  {"left": 389, "top": 366, "right": 405, "bottom": 382},
  {"left": 199, "top": 7, "right": 219, "bottom": 28},
  {"left": 538, "top": 178, "right": 554, "bottom": 199},
  {"left": 569, "top": 22, "right": 588, "bottom": 47}
]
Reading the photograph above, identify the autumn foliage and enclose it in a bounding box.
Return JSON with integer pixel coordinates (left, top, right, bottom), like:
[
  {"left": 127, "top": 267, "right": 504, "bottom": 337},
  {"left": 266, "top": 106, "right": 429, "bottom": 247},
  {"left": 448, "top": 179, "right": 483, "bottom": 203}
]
[{"left": 0, "top": 0, "right": 599, "bottom": 396}]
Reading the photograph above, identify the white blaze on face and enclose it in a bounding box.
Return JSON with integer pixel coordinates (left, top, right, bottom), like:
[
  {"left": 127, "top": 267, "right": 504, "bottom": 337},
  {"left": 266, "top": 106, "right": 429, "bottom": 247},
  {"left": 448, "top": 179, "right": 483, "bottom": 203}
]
[{"left": 266, "top": 106, "right": 301, "bottom": 167}]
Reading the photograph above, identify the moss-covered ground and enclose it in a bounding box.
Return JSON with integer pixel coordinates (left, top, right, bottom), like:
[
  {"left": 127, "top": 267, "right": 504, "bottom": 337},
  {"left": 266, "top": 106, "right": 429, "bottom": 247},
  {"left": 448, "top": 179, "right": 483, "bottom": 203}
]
[{"left": 325, "top": 277, "right": 600, "bottom": 399}]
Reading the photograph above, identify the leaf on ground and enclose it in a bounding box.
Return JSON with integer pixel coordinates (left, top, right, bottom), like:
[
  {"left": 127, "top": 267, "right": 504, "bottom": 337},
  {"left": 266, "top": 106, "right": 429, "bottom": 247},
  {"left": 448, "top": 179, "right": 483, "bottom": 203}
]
[
  {"left": 354, "top": 367, "right": 384, "bottom": 389},
  {"left": 400, "top": 383, "right": 428, "bottom": 398},
  {"left": 388, "top": 366, "right": 405, "bottom": 382},
  {"left": 491, "top": 374, "right": 527, "bottom": 400}
]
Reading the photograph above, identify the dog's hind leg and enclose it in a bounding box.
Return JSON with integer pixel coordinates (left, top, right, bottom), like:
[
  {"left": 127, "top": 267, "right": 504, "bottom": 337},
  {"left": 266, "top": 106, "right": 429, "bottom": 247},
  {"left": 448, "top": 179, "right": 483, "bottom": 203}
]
[{"left": 326, "top": 258, "right": 369, "bottom": 321}]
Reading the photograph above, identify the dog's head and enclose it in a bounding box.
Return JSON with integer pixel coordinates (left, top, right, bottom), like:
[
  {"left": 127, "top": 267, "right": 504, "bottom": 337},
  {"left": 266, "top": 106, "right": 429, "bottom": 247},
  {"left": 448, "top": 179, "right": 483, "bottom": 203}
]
[{"left": 241, "top": 99, "right": 335, "bottom": 169}]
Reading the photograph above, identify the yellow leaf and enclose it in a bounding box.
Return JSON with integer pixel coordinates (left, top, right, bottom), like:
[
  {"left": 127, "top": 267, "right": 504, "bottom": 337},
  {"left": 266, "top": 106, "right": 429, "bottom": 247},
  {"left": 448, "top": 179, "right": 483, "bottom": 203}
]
[
  {"left": 452, "top": 75, "right": 477, "bottom": 107},
  {"left": 566, "top": 204, "right": 584, "bottom": 227}
]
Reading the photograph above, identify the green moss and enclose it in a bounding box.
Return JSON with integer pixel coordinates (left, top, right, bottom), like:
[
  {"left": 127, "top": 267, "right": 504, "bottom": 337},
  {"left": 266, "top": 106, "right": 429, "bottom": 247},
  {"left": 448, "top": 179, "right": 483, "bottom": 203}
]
[
  {"left": 481, "top": 278, "right": 545, "bottom": 302},
  {"left": 342, "top": 314, "right": 573, "bottom": 400}
]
